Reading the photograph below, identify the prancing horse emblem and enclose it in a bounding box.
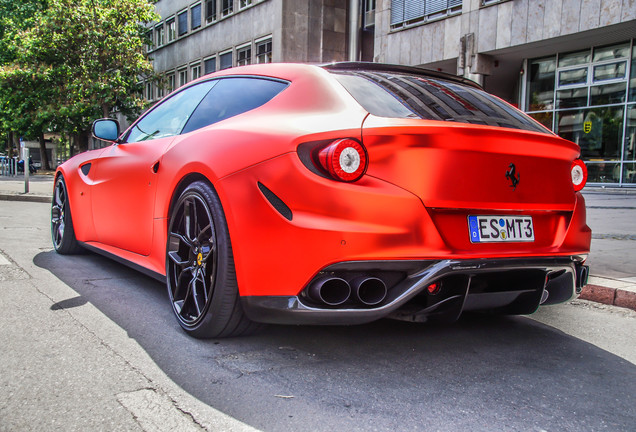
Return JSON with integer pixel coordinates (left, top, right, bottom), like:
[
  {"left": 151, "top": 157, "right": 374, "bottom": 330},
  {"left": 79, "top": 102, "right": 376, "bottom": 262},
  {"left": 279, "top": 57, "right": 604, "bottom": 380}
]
[{"left": 505, "top": 163, "right": 520, "bottom": 190}]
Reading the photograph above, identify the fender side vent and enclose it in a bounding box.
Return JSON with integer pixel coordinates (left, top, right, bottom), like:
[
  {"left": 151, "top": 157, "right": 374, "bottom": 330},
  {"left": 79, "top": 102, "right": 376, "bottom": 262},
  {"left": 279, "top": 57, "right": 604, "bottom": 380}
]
[
  {"left": 80, "top": 163, "right": 91, "bottom": 176},
  {"left": 257, "top": 182, "right": 293, "bottom": 221}
]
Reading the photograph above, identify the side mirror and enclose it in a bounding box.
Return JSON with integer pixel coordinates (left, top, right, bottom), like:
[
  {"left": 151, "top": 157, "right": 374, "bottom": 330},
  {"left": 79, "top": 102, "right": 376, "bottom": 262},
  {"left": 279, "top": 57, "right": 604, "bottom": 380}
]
[{"left": 92, "top": 118, "right": 120, "bottom": 142}]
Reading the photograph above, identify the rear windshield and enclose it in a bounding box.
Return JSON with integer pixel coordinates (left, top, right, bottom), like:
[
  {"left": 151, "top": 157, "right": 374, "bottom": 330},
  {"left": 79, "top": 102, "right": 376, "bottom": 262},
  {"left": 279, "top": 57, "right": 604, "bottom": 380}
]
[{"left": 332, "top": 71, "right": 549, "bottom": 134}]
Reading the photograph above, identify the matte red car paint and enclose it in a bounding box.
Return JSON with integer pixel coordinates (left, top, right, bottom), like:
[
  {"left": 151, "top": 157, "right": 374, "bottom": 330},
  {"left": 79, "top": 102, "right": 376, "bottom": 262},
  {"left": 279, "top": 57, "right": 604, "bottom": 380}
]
[{"left": 56, "top": 63, "right": 591, "bottom": 303}]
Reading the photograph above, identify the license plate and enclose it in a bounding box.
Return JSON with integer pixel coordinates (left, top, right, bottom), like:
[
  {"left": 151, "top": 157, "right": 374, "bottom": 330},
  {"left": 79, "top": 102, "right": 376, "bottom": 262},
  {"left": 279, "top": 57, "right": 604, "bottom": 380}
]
[{"left": 468, "top": 215, "right": 534, "bottom": 243}]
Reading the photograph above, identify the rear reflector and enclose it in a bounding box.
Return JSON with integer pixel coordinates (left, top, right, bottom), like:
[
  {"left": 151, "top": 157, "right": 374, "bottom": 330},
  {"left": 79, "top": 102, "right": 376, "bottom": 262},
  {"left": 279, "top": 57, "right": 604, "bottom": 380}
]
[{"left": 571, "top": 159, "right": 587, "bottom": 192}]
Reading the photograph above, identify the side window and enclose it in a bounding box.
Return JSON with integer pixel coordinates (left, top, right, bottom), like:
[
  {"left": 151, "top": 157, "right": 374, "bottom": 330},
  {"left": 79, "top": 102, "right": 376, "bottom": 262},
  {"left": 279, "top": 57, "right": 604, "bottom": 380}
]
[
  {"left": 181, "top": 77, "right": 288, "bottom": 134},
  {"left": 125, "top": 80, "right": 217, "bottom": 143}
]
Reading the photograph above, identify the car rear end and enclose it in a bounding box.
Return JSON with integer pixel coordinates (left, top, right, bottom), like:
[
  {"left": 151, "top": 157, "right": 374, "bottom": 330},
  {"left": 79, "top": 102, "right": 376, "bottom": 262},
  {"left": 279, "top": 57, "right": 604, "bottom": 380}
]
[{"left": 242, "top": 63, "right": 591, "bottom": 325}]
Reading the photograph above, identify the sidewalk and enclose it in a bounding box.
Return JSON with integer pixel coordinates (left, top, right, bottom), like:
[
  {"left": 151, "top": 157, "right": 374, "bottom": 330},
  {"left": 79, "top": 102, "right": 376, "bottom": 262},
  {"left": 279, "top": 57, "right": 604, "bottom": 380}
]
[
  {"left": 0, "top": 174, "right": 53, "bottom": 203},
  {"left": 1, "top": 176, "right": 635, "bottom": 311}
]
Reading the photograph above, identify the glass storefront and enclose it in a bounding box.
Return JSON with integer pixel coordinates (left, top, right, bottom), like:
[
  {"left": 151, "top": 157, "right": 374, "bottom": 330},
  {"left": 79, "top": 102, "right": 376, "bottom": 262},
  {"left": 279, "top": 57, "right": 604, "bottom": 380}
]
[{"left": 526, "top": 40, "right": 636, "bottom": 186}]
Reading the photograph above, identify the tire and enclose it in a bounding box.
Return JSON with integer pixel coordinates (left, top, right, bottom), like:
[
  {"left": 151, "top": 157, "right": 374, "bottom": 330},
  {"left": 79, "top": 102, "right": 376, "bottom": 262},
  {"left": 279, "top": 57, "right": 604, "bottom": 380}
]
[
  {"left": 166, "top": 181, "right": 259, "bottom": 338},
  {"left": 51, "top": 176, "right": 83, "bottom": 255}
]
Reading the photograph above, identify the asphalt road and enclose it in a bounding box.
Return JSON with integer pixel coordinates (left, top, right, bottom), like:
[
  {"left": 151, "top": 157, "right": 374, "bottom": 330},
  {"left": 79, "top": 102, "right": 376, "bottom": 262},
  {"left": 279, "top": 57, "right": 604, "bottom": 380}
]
[{"left": 1, "top": 200, "right": 635, "bottom": 431}]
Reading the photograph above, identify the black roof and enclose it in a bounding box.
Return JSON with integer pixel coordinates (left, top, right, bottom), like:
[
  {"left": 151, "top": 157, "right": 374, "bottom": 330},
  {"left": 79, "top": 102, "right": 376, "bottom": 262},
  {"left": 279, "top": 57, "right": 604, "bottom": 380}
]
[{"left": 320, "top": 61, "right": 482, "bottom": 89}]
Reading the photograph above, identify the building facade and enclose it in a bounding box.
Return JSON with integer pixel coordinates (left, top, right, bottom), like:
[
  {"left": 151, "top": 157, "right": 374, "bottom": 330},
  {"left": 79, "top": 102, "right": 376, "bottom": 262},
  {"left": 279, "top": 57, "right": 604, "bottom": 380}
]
[{"left": 146, "top": 0, "right": 636, "bottom": 187}]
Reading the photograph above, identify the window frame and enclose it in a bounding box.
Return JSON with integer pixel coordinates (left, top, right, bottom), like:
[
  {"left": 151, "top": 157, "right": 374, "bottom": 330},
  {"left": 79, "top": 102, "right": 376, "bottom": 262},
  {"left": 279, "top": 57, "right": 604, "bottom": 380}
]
[
  {"left": 190, "top": 2, "right": 202, "bottom": 30},
  {"left": 177, "top": 10, "right": 188, "bottom": 37}
]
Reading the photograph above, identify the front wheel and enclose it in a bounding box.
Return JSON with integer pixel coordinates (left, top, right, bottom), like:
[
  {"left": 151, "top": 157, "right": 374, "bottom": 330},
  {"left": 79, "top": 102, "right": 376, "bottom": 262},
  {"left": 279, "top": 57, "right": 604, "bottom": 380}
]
[
  {"left": 166, "top": 181, "right": 259, "bottom": 338},
  {"left": 51, "top": 176, "right": 83, "bottom": 254}
]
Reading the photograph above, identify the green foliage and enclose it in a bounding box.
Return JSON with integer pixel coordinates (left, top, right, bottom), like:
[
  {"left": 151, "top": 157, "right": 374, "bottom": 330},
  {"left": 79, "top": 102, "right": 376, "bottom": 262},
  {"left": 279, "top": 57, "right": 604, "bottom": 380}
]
[{"left": 0, "top": 0, "right": 158, "bottom": 151}]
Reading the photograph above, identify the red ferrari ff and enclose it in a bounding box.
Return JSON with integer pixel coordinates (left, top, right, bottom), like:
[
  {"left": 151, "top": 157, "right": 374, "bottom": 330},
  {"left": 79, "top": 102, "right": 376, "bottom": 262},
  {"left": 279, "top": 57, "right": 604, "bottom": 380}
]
[{"left": 51, "top": 62, "right": 591, "bottom": 338}]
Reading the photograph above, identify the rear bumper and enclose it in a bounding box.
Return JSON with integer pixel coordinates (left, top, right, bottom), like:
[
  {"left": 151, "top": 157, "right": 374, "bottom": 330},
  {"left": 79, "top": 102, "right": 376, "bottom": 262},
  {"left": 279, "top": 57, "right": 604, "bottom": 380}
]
[{"left": 242, "top": 256, "right": 588, "bottom": 325}]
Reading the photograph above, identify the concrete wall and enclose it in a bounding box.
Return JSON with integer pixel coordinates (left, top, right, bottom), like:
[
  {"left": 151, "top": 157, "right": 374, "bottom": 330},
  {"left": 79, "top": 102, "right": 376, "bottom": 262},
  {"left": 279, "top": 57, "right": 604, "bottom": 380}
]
[
  {"left": 149, "top": 0, "right": 279, "bottom": 73},
  {"left": 375, "top": 0, "right": 636, "bottom": 66}
]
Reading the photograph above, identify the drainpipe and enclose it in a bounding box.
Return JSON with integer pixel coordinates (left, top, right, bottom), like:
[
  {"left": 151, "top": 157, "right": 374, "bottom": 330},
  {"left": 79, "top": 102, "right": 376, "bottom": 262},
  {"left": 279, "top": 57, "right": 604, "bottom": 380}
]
[{"left": 348, "top": 0, "right": 360, "bottom": 62}]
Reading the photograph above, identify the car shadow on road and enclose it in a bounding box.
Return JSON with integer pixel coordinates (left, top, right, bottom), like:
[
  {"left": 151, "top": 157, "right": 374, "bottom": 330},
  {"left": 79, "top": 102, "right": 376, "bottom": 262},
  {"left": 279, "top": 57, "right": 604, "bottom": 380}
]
[{"left": 34, "top": 249, "right": 636, "bottom": 432}]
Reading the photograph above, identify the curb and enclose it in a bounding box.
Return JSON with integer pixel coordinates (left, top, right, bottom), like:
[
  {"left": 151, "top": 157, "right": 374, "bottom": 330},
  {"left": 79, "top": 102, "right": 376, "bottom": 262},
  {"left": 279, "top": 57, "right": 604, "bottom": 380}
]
[
  {"left": 580, "top": 276, "right": 636, "bottom": 312},
  {"left": 0, "top": 193, "right": 51, "bottom": 204}
]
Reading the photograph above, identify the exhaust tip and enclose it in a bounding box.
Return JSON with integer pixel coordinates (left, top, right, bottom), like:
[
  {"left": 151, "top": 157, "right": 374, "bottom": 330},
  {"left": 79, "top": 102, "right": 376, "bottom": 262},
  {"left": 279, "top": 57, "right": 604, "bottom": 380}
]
[
  {"left": 308, "top": 277, "right": 351, "bottom": 306},
  {"left": 352, "top": 277, "right": 387, "bottom": 306}
]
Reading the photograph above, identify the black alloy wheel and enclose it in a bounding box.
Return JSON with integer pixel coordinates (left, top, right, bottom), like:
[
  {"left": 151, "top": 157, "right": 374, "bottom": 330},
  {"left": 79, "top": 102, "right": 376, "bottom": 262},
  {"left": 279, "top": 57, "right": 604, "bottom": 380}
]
[
  {"left": 166, "top": 181, "right": 258, "bottom": 338},
  {"left": 51, "top": 176, "right": 82, "bottom": 254}
]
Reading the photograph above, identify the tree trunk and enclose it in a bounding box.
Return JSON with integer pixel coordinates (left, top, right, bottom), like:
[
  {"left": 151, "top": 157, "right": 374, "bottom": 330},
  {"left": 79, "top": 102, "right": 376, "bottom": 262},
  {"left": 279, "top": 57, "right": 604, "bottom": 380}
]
[
  {"left": 38, "top": 132, "right": 51, "bottom": 170},
  {"left": 79, "top": 129, "right": 90, "bottom": 153}
]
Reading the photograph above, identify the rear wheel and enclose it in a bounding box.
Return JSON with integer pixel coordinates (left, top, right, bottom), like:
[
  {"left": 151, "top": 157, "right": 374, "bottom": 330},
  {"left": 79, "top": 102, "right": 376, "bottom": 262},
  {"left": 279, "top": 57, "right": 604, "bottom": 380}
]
[
  {"left": 166, "top": 181, "right": 258, "bottom": 338},
  {"left": 51, "top": 176, "right": 83, "bottom": 255}
]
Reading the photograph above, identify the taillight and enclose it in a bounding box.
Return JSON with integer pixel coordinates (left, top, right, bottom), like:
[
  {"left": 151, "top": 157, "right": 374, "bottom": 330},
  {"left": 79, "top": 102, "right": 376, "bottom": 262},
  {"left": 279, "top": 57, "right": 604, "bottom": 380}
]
[
  {"left": 571, "top": 159, "right": 587, "bottom": 192},
  {"left": 316, "top": 138, "right": 368, "bottom": 182}
]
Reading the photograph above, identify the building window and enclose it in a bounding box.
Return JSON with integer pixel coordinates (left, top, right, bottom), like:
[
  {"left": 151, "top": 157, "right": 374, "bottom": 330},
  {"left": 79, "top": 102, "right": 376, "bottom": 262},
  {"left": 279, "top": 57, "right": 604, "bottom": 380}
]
[
  {"left": 155, "top": 24, "right": 164, "bottom": 47},
  {"left": 526, "top": 40, "right": 636, "bottom": 185},
  {"left": 191, "top": 63, "right": 202, "bottom": 81},
  {"left": 390, "top": 0, "right": 462, "bottom": 28},
  {"left": 222, "top": 0, "right": 233, "bottom": 16},
  {"left": 191, "top": 3, "right": 202, "bottom": 30},
  {"left": 166, "top": 18, "right": 176, "bottom": 42},
  {"left": 179, "top": 68, "right": 188, "bottom": 87},
  {"left": 239, "top": 0, "right": 252, "bottom": 9},
  {"left": 157, "top": 77, "right": 165, "bottom": 99},
  {"left": 481, "top": 0, "right": 511, "bottom": 6},
  {"left": 167, "top": 74, "right": 175, "bottom": 93},
  {"left": 364, "top": 0, "right": 376, "bottom": 27},
  {"left": 220, "top": 50, "right": 232, "bottom": 70},
  {"left": 237, "top": 44, "right": 251, "bottom": 66},
  {"left": 256, "top": 38, "right": 272, "bottom": 63},
  {"left": 145, "top": 81, "right": 154, "bottom": 101},
  {"left": 204, "top": 57, "right": 216, "bottom": 74},
  {"left": 206, "top": 0, "right": 217, "bottom": 23},
  {"left": 178, "top": 10, "right": 188, "bottom": 36},
  {"left": 146, "top": 29, "right": 153, "bottom": 51}
]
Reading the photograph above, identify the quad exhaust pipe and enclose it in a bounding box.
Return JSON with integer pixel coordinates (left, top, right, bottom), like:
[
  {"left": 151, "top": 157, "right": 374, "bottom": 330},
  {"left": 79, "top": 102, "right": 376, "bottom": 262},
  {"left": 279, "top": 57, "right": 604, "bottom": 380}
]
[
  {"left": 307, "top": 276, "right": 388, "bottom": 307},
  {"left": 351, "top": 277, "right": 387, "bottom": 306},
  {"left": 308, "top": 277, "right": 351, "bottom": 306}
]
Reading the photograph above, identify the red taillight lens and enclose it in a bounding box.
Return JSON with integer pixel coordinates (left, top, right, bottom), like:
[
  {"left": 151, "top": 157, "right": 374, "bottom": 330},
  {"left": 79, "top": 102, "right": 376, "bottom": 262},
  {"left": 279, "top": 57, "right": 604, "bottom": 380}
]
[
  {"left": 317, "top": 138, "right": 368, "bottom": 182},
  {"left": 571, "top": 159, "right": 587, "bottom": 192}
]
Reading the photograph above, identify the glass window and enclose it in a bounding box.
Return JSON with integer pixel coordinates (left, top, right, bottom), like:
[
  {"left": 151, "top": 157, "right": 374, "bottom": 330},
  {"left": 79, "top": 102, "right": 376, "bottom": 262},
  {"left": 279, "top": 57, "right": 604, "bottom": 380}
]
[
  {"left": 178, "top": 11, "right": 188, "bottom": 36},
  {"left": 145, "top": 82, "right": 154, "bottom": 101},
  {"left": 593, "top": 62, "right": 627, "bottom": 82},
  {"left": 590, "top": 82, "right": 626, "bottom": 106},
  {"left": 558, "top": 50, "right": 590, "bottom": 68},
  {"left": 167, "top": 74, "right": 175, "bottom": 93},
  {"left": 146, "top": 29, "right": 153, "bottom": 51},
  {"left": 155, "top": 24, "right": 164, "bottom": 47},
  {"left": 558, "top": 68, "right": 588, "bottom": 86},
  {"left": 204, "top": 57, "right": 216, "bottom": 74},
  {"left": 191, "top": 64, "right": 201, "bottom": 81},
  {"left": 237, "top": 45, "right": 251, "bottom": 66},
  {"left": 256, "top": 39, "right": 272, "bottom": 63},
  {"left": 179, "top": 69, "right": 188, "bottom": 87},
  {"left": 126, "top": 81, "right": 217, "bottom": 143},
  {"left": 206, "top": 0, "right": 217, "bottom": 22},
  {"left": 222, "top": 0, "right": 233, "bottom": 16},
  {"left": 527, "top": 57, "right": 555, "bottom": 111},
  {"left": 528, "top": 112, "right": 553, "bottom": 131},
  {"left": 630, "top": 45, "right": 636, "bottom": 102},
  {"left": 220, "top": 51, "right": 232, "bottom": 70},
  {"left": 625, "top": 105, "right": 636, "bottom": 161},
  {"left": 334, "top": 71, "right": 548, "bottom": 133},
  {"left": 191, "top": 3, "right": 202, "bottom": 30},
  {"left": 166, "top": 18, "right": 176, "bottom": 42},
  {"left": 182, "top": 78, "right": 288, "bottom": 134},
  {"left": 556, "top": 107, "right": 623, "bottom": 161},
  {"left": 390, "top": 0, "right": 462, "bottom": 27},
  {"left": 239, "top": 0, "right": 252, "bottom": 8},
  {"left": 557, "top": 88, "right": 588, "bottom": 109},
  {"left": 593, "top": 42, "right": 630, "bottom": 62}
]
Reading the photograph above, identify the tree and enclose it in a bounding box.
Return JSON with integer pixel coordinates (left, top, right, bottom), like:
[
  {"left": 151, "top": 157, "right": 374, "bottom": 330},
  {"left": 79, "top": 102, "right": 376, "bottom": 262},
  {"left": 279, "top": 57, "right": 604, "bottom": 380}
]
[{"left": 0, "top": 0, "right": 158, "bottom": 166}]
